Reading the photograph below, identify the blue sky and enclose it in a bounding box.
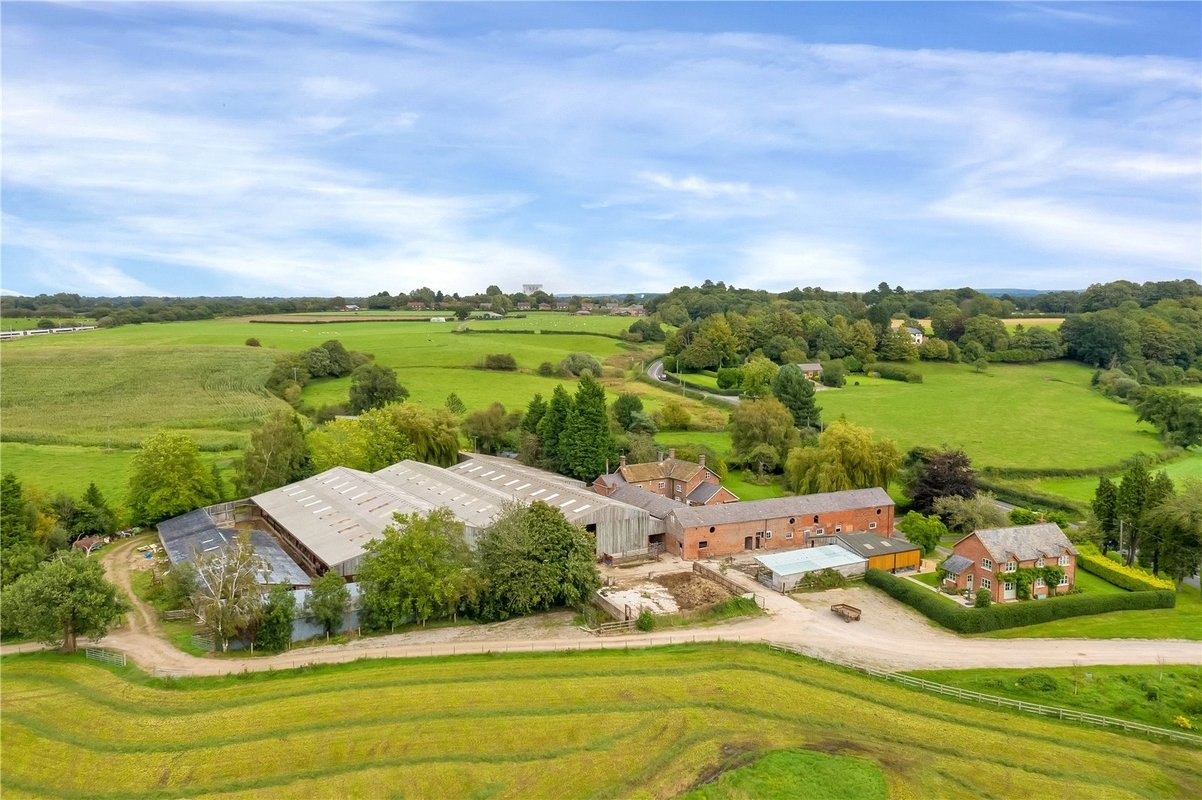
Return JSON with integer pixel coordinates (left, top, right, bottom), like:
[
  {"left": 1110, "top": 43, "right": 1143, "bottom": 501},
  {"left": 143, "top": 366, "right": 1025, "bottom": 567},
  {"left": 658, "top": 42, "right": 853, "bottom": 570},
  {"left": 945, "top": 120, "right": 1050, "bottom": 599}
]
[{"left": 2, "top": 2, "right": 1199, "bottom": 297}]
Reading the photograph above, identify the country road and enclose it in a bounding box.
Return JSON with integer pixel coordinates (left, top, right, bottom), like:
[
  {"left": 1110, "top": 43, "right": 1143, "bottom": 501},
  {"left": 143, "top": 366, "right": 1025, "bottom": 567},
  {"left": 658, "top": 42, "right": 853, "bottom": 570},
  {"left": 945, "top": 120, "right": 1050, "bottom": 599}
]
[
  {"left": 3, "top": 538, "right": 1197, "bottom": 677},
  {"left": 646, "top": 359, "right": 740, "bottom": 404}
]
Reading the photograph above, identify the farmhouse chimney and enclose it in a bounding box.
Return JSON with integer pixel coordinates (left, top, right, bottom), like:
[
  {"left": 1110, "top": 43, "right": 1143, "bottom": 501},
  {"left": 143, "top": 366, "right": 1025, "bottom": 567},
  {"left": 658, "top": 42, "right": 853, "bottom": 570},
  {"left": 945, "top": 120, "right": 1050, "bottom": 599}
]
[
  {"left": 668, "top": 448, "right": 676, "bottom": 461},
  {"left": 698, "top": 454, "right": 706, "bottom": 469},
  {"left": 619, "top": 454, "right": 626, "bottom": 468},
  {"left": 657, "top": 451, "right": 664, "bottom": 462}
]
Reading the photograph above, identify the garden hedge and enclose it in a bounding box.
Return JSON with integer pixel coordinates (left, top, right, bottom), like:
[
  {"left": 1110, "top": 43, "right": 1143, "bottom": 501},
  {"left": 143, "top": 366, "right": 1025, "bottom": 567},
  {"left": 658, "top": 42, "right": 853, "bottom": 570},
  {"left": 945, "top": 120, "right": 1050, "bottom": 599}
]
[
  {"left": 873, "top": 364, "right": 923, "bottom": 383},
  {"left": 1076, "top": 548, "right": 1175, "bottom": 592},
  {"left": 864, "top": 569, "right": 1175, "bottom": 634}
]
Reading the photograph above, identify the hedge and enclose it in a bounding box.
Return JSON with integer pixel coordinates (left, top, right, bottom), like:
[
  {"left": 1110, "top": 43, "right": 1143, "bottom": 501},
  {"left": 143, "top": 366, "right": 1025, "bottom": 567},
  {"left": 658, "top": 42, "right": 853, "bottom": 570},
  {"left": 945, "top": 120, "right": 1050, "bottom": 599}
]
[
  {"left": 872, "top": 364, "right": 923, "bottom": 383},
  {"left": 864, "top": 569, "right": 1175, "bottom": 634},
  {"left": 1076, "top": 547, "right": 1175, "bottom": 592}
]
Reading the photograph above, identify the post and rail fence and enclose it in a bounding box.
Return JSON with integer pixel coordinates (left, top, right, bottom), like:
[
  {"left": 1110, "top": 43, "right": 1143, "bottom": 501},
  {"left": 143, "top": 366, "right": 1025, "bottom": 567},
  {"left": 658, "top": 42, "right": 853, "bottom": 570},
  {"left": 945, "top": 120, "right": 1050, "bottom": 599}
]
[
  {"left": 84, "top": 647, "right": 126, "bottom": 667},
  {"left": 692, "top": 562, "right": 767, "bottom": 608}
]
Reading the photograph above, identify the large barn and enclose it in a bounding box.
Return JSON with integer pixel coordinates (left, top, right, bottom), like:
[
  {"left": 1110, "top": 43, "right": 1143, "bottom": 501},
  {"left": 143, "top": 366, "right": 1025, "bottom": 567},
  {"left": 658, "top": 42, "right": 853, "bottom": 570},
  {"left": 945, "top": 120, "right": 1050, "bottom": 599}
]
[{"left": 251, "top": 453, "right": 653, "bottom": 578}]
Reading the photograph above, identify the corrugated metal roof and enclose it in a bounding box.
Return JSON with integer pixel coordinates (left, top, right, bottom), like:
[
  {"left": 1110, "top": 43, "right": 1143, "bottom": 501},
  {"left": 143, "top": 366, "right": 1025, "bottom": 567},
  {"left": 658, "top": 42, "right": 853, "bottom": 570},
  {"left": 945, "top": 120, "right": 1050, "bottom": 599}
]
[
  {"left": 755, "top": 545, "right": 866, "bottom": 576},
  {"left": 157, "top": 509, "right": 310, "bottom": 586},
  {"left": 671, "top": 487, "right": 893, "bottom": 529}
]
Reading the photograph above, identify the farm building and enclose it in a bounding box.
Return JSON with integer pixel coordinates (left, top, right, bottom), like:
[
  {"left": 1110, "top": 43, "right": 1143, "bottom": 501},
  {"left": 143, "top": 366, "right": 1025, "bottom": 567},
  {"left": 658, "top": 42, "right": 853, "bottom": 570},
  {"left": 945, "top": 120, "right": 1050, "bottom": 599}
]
[
  {"left": 754, "top": 545, "right": 867, "bottom": 592},
  {"left": 664, "top": 487, "right": 895, "bottom": 560},
  {"left": 824, "top": 532, "right": 922, "bottom": 573},
  {"left": 250, "top": 454, "right": 653, "bottom": 578},
  {"left": 795, "top": 362, "right": 824, "bottom": 379},
  {"left": 594, "top": 450, "right": 738, "bottom": 506},
  {"left": 944, "top": 523, "right": 1077, "bottom": 602},
  {"left": 157, "top": 507, "right": 311, "bottom": 587}
]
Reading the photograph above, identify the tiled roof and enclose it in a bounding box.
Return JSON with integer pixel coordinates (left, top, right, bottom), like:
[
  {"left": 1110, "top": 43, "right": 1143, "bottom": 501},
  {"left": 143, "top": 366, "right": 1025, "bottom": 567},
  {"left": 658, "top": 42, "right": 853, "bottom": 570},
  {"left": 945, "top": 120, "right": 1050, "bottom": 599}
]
[
  {"left": 967, "top": 523, "right": 1078, "bottom": 563},
  {"left": 942, "top": 554, "right": 974, "bottom": 574},
  {"left": 686, "top": 482, "right": 724, "bottom": 504},
  {"left": 670, "top": 487, "right": 893, "bottom": 529},
  {"left": 608, "top": 486, "right": 685, "bottom": 519},
  {"left": 620, "top": 458, "right": 703, "bottom": 483}
]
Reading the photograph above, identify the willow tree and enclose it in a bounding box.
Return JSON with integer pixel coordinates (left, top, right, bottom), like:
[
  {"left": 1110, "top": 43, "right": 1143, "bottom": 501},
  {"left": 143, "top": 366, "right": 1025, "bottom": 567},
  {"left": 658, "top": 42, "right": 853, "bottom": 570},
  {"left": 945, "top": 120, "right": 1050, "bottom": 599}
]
[{"left": 785, "top": 419, "right": 900, "bottom": 495}]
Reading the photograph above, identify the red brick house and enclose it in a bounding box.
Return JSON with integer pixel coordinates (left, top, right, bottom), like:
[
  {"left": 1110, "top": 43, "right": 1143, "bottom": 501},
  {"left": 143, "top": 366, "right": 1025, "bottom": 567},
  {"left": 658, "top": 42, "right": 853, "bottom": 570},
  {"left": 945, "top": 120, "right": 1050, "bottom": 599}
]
[
  {"left": 942, "top": 523, "right": 1077, "bottom": 602},
  {"left": 593, "top": 450, "right": 738, "bottom": 507},
  {"left": 664, "top": 487, "right": 895, "bottom": 560}
]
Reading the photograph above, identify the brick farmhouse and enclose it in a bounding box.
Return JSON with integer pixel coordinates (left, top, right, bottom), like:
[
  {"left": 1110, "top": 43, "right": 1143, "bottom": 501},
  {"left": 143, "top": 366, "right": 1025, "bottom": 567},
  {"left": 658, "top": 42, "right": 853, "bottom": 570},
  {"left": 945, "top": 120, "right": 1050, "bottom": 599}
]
[
  {"left": 942, "top": 523, "right": 1077, "bottom": 603},
  {"left": 593, "top": 450, "right": 738, "bottom": 507}
]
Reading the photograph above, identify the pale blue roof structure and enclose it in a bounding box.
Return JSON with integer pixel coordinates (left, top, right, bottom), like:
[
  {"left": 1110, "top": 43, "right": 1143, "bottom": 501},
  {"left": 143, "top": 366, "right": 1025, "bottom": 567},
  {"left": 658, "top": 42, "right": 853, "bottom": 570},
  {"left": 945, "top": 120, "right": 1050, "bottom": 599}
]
[{"left": 755, "top": 545, "right": 866, "bottom": 576}]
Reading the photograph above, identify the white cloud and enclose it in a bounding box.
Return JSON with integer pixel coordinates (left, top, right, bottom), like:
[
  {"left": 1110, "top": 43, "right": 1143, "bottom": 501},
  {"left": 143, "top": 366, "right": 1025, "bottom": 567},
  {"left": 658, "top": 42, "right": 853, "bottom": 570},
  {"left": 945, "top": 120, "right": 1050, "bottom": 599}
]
[{"left": 300, "top": 76, "right": 375, "bottom": 102}]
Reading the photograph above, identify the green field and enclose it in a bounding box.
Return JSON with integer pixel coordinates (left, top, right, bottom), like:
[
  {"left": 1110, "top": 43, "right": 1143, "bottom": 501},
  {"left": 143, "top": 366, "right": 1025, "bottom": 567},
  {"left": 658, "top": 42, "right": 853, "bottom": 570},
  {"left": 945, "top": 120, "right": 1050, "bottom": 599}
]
[
  {"left": 905, "top": 664, "right": 1202, "bottom": 731},
  {"left": 3, "top": 645, "right": 1198, "bottom": 799},
  {"left": 819, "top": 360, "right": 1162, "bottom": 471},
  {"left": 681, "top": 749, "right": 886, "bottom": 800},
  {"left": 1028, "top": 451, "right": 1202, "bottom": 504},
  {"left": 982, "top": 583, "right": 1202, "bottom": 640}
]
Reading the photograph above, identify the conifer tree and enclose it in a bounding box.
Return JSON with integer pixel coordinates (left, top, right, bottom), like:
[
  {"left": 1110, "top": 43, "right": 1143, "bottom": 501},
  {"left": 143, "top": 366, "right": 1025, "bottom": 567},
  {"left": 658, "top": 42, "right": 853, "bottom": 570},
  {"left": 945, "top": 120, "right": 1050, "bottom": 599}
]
[
  {"left": 536, "top": 385, "right": 572, "bottom": 472},
  {"left": 771, "top": 364, "right": 821, "bottom": 430},
  {"left": 561, "top": 373, "right": 616, "bottom": 481}
]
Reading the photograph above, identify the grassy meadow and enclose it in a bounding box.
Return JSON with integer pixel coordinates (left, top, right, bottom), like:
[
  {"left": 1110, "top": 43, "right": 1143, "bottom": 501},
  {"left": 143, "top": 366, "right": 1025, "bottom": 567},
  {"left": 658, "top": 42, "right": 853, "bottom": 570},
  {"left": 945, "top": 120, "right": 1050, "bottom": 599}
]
[
  {"left": 981, "top": 583, "right": 1202, "bottom": 640},
  {"left": 905, "top": 663, "right": 1202, "bottom": 732},
  {"left": 818, "top": 360, "right": 1161, "bottom": 471},
  {"left": 3, "top": 644, "right": 1198, "bottom": 800}
]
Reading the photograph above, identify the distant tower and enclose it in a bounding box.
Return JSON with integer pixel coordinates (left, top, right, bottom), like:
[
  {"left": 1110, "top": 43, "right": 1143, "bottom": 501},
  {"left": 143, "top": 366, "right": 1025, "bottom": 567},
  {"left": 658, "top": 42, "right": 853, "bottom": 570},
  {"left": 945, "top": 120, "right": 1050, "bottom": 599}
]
[{"left": 522, "top": 283, "right": 543, "bottom": 295}]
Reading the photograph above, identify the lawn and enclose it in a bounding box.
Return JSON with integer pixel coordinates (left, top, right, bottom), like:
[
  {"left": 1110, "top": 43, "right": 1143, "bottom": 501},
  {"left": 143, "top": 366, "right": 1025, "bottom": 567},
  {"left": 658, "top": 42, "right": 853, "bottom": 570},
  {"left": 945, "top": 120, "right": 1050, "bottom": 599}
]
[
  {"left": 1029, "top": 450, "right": 1202, "bottom": 505},
  {"left": 681, "top": 749, "right": 886, "bottom": 800},
  {"left": 817, "top": 360, "right": 1163, "bottom": 471},
  {"left": 982, "top": 583, "right": 1202, "bottom": 640},
  {"left": 3, "top": 645, "right": 1198, "bottom": 799},
  {"left": 904, "top": 664, "right": 1202, "bottom": 731}
]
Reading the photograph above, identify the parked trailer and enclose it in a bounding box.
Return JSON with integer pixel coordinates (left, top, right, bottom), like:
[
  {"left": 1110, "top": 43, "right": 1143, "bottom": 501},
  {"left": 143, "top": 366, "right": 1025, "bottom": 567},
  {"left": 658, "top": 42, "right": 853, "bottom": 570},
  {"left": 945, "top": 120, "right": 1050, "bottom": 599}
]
[{"left": 830, "top": 603, "right": 862, "bottom": 622}]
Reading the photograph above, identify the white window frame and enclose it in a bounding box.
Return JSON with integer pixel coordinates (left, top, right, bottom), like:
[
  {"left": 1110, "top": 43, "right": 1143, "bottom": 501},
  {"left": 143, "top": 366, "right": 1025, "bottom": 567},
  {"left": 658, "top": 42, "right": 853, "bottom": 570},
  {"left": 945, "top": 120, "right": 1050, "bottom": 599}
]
[
  {"left": 1058, "top": 574, "right": 1069, "bottom": 586},
  {"left": 785, "top": 531, "right": 794, "bottom": 540},
  {"left": 982, "top": 578, "right": 992, "bottom": 590},
  {"left": 834, "top": 525, "right": 842, "bottom": 533},
  {"left": 1004, "top": 561, "right": 1016, "bottom": 572},
  {"left": 814, "top": 528, "right": 825, "bottom": 536},
  {"left": 657, "top": 481, "right": 666, "bottom": 489},
  {"left": 1003, "top": 581, "right": 1016, "bottom": 591},
  {"left": 868, "top": 522, "right": 877, "bottom": 530},
  {"left": 981, "top": 558, "right": 993, "bottom": 571},
  {"left": 1058, "top": 555, "right": 1070, "bottom": 566},
  {"left": 1036, "top": 557, "right": 1045, "bottom": 567},
  {"left": 698, "top": 540, "right": 708, "bottom": 550},
  {"left": 1034, "top": 577, "right": 1045, "bottom": 588},
  {"left": 763, "top": 531, "right": 772, "bottom": 540}
]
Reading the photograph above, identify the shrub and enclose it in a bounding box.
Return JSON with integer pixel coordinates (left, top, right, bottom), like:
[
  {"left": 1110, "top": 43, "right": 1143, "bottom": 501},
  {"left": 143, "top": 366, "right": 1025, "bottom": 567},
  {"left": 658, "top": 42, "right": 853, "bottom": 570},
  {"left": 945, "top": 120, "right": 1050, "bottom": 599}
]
[
  {"left": 874, "top": 364, "right": 924, "bottom": 383},
  {"left": 482, "top": 353, "right": 517, "bottom": 371},
  {"left": 864, "top": 569, "right": 1175, "bottom": 633},
  {"left": 656, "top": 401, "right": 691, "bottom": 431},
  {"left": 1016, "top": 673, "right": 1058, "bottom": 692},
  {"left": 820, "top": 361, "right": 846, "bottom": 387},
  {"left": 716, "top": 367, "right": 743, "bottom": 390},
  {"left": 636, "top": 609, "right": 655, "bottom": 631},
  {"left": 558, "top": 352, "right": 602, "bottom": 377},
  {"left": 974, "top": 589, "right": 992, "bottom": 608},
  {"left": 537, "top": 361, "right": 555, "bottom": 377},
  {"left": 1076, "top": 546, "right": 1175, "bottom": 591},
  {"left": 245, "top": 337, "right": 261, "bottom": 347}
]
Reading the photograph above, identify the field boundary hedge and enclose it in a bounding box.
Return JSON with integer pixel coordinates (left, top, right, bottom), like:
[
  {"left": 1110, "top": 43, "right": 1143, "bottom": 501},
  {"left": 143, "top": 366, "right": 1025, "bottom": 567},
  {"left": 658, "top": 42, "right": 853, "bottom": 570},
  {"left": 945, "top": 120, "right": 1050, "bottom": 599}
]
[
  {"left": 453, "top": 328, "right": 626, "bottom": 341},
  {"left": 865, "top": 569, "right": 1175, "bottom": 633},
  {"left": 975, "top": 479, "right": 1085, "bottom": 516},
  {"left": 1076, "top": 547, "right": 1175, "bottom": 591},
  {"left": 663, "top": 371, "right": 742, "bottom": 397},
  {"left": 978, "top": 448, "right": 1183, "bottom": 480}
]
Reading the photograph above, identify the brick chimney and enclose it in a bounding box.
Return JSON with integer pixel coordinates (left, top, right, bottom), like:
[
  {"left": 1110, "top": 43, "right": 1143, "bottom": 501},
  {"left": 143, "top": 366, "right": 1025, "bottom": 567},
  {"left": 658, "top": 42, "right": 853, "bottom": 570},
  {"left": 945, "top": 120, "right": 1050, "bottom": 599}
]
[
  {"left": 657, "top": 451, "right": 664, "bottom": 462},
  {"left": 698, "top": 453, "right": 706, "bottom": 469},
  {"left": 668, "top": 448, "right": 676, "bottom": 461},
  {"left": 619, "top": 454, "right": 627, "bottom": 468}
]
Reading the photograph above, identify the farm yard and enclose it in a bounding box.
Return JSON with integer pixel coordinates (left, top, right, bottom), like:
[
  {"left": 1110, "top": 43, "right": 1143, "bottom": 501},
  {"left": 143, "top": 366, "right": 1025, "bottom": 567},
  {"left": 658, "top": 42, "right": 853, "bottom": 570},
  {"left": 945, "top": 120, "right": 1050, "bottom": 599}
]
[{"left": 2, "top": 645, "right": 1198, "bottom": 800}]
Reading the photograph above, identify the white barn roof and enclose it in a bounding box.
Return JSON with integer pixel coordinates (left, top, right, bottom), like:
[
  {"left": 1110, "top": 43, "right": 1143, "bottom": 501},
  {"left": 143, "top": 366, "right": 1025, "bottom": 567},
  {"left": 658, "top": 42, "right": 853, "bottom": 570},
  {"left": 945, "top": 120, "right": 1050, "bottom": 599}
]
[{"left": 755, "top": 545, "right": 866, "bottom": 577}]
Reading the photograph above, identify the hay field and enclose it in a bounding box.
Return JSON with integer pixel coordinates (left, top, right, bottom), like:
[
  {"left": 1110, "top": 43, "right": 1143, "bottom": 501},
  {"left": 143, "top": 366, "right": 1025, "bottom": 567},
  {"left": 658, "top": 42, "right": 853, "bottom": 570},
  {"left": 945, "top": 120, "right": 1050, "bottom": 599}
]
[{"left": 2, "top": 645, "right": 1197, "bottom": 800}]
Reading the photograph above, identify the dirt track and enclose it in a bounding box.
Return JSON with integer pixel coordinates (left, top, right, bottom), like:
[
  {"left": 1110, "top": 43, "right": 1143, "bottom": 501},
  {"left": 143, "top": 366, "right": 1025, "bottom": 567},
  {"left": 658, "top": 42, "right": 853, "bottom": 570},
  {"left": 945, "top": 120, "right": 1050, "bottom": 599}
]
[{"left": 3, "top": 542, "right": 1197, "bottom": 676}]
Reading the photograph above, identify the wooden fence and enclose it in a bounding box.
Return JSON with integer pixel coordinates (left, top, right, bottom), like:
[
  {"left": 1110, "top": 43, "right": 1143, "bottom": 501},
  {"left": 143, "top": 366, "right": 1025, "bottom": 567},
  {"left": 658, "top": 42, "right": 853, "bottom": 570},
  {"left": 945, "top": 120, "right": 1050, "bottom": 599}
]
[
  {"left": 191, "top": 635, "right": 214, "bottom": 652},
  {"left": 84, "top": 647, "right": 125, "bottom": 667},
  {"left": 763, "top": 641, "right": 1201, "bottom": 745},
  {"left": 162, "top": 609, "right": 192, "bottom": 621}
]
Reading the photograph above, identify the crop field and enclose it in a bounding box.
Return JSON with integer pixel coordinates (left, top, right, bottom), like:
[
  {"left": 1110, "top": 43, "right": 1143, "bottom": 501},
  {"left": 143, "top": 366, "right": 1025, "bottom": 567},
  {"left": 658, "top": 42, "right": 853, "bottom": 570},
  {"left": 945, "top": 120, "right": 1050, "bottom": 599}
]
[
  {"left": 818, "top": 360, "right": 1161, "bottom": 471},
  {"left": 3, "top": 645, "right": 1198, "bottom": 800},
  {"left": 905, "top": 664, "right": 1202, "bottom": 731}
]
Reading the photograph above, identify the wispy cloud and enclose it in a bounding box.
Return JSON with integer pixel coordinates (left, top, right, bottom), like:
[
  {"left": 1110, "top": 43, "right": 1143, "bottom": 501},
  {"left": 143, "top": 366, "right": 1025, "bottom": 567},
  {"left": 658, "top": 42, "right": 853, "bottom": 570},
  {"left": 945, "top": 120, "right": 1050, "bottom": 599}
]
[{"left": 1, "top": 5, "right": 1198, "bottom": 295}]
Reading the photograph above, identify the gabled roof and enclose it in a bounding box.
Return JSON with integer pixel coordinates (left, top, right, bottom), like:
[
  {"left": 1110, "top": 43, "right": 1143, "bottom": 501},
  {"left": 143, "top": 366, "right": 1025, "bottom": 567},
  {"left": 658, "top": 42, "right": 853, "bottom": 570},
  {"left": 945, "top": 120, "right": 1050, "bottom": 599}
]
[
  {"left": 620, "top": 458, "right": 703, "bottom": 484},
  {"left": 609, "top": 485, "right": 685, "bottom": 519},
  {"left": 795, "top": 362, "right": 823, "bottom": 372},
  {"left": 670, "top": 487, "right": 893, "bottom": 529},
  {"left": 942, "top": 554, "right": 974, "bottom": 575},
  {"left": 961, "top": 523, "right": 1078, "bottom": 563},
  {"left": 755, "top": 545, "right": 866, "bottom": 576},
  {"left": 686, "top": 482, "right": 732, "bottom": 504}
]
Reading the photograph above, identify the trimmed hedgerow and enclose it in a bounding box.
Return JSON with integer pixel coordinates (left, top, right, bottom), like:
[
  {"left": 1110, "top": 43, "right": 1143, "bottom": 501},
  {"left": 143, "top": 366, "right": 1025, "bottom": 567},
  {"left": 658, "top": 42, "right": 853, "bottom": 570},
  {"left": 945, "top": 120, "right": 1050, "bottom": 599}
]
[
  {"left": 872, "top": 364, "right": 924, "bottom": 383},
  {"left": 1076, "top": 547, "right": 1175, "bottom": 592},
  {"left": 865, "top": 569, "right": 1175, "bottom": 634}
]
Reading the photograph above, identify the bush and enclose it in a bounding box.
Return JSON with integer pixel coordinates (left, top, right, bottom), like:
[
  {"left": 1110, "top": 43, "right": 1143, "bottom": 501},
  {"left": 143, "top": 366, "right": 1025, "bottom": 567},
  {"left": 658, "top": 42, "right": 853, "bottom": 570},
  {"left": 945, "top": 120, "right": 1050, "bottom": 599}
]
[
  {"left": 874, "top": 364, "right": 923, "bottom": 383},
  {"left": 636, "top": 609, "right": 655, "bottom": 631},
  {"left": 482, "top": 353, "right": 517, "bottom": 371},
  {"left": 974, "top": 589, "right": 992, "bottom": 608},
  {"left": 656, "top": 401, "right": 692, "bottom": 431},
  {"left": 558, "top": 352, "right": 602, "bottom": 377},
  {"left": 716, "top": 367, "right": 743, "bottom": 390},
  {"left": 1016, "top": 673, "right": 1059, "bottom": 692},
  {"left": 1076, "top": 546, "right": 1175, "bottom": 591},
  {"left": 820, "top": 361, "right": 846, "bottom": 388},
  {"left": 842, "top": 355, "right": 863, "bottom": 374},
  {"left": 537, "top": 361, "right": 555, "bottom": 377},
  {"left": 864, "top": 569, "right": 1175, "bottom": 634},
  {"left": 245, "top": 337, "right": 261, "bottom": 347}
]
